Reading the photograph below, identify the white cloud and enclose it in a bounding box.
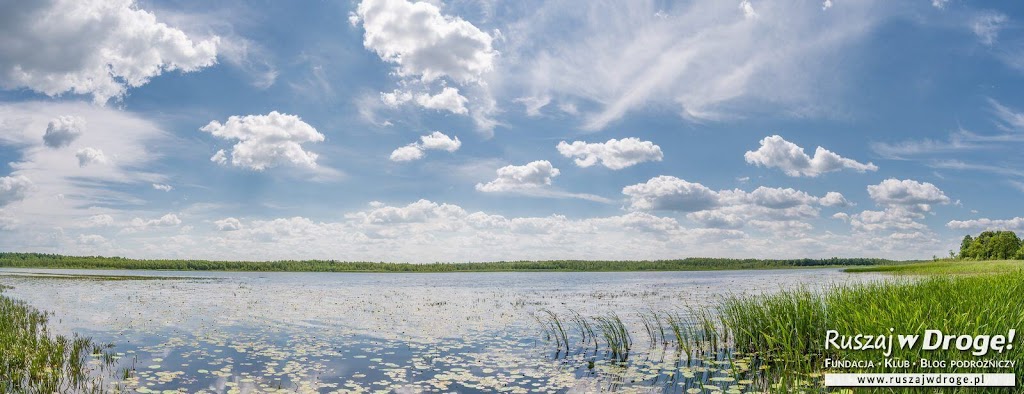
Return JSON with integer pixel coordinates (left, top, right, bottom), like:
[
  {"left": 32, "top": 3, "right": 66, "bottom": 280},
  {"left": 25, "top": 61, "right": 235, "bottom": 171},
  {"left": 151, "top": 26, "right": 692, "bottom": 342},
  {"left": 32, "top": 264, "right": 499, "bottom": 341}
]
[
  {"left": 77, "top": 234, "right": 108, "bottom": 246},
  {"left": 971, "top": 11, "right": 1007, "bottom": 46},
  {"left": 506, "top": 1, "right": 891, "bottom": 130},
  {"left": 355, "top": 0, "right": 497, "bottom": 84},
  {"left": 211, "top": 149, "right": 228, "bottom": 165},
  {"left": 0, "top": 176, "right": 34, "bottom": 207},
  {"left": 389, "top": 144, "right": 426, "bottom": 162},
  {"left": 215, "top": 217, "right": 244, "bottom": 231},
  {"left": 131, "top": 213, "right": 182, "bottom": 228},
  {"left": 152, "top": 183, "right": 173, "bottom": 192},
  {"left": 746, "top": 186, "right": 818, "bottom": 209},
  {"left": 0, "top": 101, "right": 171, "bottom": 234},
  {"left": 415, "top": 87, "right": 469, "bottom": 114},
  {"left": 381, "top": 90, "right": 414, "bottom": 107},
  {"left": 819, "top": 191, "right": 853, "bottom": 207},
  {"left": 476, "top": 160, "right": 560, "bottom": 193},
  {"left": 556, "top": 138, "right": 664, "bottom": 170},
  {"left": 419, "top": 131, "right": 462, "bottom": 152},
  {"left": 932, "top": 0, "right": 949, "bottom": 9},
  {"left": 739, "top": 0, "right": 758, "bottom": 20},
  {"left": 381, "top": 87, "right": 469, "bottom": 115},
  {"left": 622, "top": 176, "right": 720, "bottom": 212},
  {"left": 744, "top": 135, "right": 878, "bottom": 176},
  {"left": 389, "top": 131, "right": 461, "bottom": 162},
  {"left": 988, "top": 98, "right": 1024, "bottom": 131},
  {"left": 867, "top": 178, "right": 950, "bottom": 212},
  {"left": 42, "top": 116, "right": 84, "bottom": 148},
  {"left": 849, "top": 208, "right": 927, "bottom": 233},
  {"left": 514, "top": 95, "right": 552, "bottom": 117},
  {"left": 82, "top": 214, "right": 114, "bottom": 228},
  {"left": 201, "top": 111, "right": 326, "bottom": 171},
  {"left": 947, "top": 217, "right": 1024, "bottom": 231},
  {"left": 75, "top": 147, "right": 108, "bottom": 167},
  {"left": 0, "top": 0, "right": 219, "bottom": 103},
  {"left": 624, "top": 176, "right": 847, "bottom": 232}
]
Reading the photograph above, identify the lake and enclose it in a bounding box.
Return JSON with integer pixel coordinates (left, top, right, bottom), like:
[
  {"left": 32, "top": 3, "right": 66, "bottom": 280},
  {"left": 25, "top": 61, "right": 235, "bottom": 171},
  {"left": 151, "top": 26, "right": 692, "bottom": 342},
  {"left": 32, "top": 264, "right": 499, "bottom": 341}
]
[{"left": 0, "top": 268, "right": 887, "bottom": 393}]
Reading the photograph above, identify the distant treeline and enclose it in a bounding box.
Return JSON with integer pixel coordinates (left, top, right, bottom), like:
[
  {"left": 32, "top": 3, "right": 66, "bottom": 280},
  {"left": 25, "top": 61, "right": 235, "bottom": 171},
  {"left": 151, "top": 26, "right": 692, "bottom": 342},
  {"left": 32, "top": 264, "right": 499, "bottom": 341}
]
[
  {"left": 958, "top": 231, "right": 1024, "bottom": 260},
  {"left": 0, "top": 253, "right": 902, "bottom": 272}
]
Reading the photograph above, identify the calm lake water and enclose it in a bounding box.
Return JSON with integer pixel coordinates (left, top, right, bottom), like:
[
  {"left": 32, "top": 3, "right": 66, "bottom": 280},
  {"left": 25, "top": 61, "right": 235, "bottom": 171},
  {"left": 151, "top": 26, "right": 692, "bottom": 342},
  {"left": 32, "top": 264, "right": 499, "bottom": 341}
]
[{"left": 0, "top": 268, "right": 887, "bottom": 393}]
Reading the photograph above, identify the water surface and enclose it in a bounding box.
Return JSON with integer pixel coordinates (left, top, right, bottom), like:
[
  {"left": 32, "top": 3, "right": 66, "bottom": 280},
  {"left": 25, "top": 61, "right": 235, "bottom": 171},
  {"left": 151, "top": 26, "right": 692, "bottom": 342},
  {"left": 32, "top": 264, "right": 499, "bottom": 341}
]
[{"left": 0, "top": 268, "right": 886, "bottom": 393}]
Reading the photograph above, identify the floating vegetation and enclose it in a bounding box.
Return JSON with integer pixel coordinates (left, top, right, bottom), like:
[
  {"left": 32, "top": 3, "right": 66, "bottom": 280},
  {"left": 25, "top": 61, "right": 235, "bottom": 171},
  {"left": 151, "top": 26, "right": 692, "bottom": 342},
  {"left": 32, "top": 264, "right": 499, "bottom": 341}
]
[
  {"left": 0, "top": 284, "right": 122, "bottom": 393},
  {"left": 1, "top": 267, "right": 893, "bottom": 393}
]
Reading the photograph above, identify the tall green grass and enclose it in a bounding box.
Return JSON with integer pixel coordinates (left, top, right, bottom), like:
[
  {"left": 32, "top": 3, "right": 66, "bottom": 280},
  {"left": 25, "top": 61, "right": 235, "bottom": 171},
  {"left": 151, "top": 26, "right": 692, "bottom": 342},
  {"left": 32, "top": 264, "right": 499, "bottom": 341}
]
[
  {"left": 722, "top": 270, "right": 1024, "bottom": 368},
  {"left": 0, "top": 284, "right": 120, "bottom": 393},
  {"left": 538, "top": 270, "right": 1024, "bottom": 392}
]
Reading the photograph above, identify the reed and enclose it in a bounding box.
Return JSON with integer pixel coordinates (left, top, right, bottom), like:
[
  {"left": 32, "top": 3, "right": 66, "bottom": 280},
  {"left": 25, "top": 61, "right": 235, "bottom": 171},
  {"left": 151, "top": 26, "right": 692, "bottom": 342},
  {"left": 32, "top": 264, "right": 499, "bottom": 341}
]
[{"left": 0, "top": 284, "right": 120, "bottom": 393}]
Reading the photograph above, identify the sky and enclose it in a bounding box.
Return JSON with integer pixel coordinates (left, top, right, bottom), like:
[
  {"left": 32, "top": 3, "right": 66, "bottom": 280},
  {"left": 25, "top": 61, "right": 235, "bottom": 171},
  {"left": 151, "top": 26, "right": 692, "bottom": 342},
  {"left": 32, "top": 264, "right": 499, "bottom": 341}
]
[{"left": 0, "top": 0, "right": 1023, "bottom": 262}]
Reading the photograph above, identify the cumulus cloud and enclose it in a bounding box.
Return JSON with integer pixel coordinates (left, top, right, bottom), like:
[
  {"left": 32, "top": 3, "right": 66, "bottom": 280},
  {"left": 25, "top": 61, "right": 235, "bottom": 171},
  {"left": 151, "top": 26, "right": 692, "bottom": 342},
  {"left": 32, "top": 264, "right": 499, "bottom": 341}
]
[
  {"left": 947, "top": 217, "right": 1024, "bottom": 231},
  {"left": 389, "top": 144, "right": 426, "bottom": 162},
  {"left": 389, "top": 131, "right": 461, "bottom": 162},
  {"left": 867, "top": 178, "right": 950, "bottom": 212},
  {"left": 623, "top": 176, "right": 847, "bottom": 231},
  {"left": 75, "top": 148, "right": 108, "bottom": 167},
  {"left": 77, "top": 234, "right": 108, "bottom": 246},
  {"left": 556, "top": 138, "right": 664, "bottom": 170},
  {"left": 355, "top": 0, "right": 497, "bottom": 83},
  {"left": 0, "top": 0, "right": 219, "bottom": 103},
  {"left": 131, "top": 213, "right": 182, "bottom": 228},
  {"left": 819, "top": 191, "right": 853, "bottom": 207},
  {"left": 419, "top": 131, "right": 462, "bottom": 152},
  {"left": 744, "top": 135, "right": 877, "bottom": 177},
  {"left": 381, "top": 87, "right": 469, "bottom": 114},
  {"left": 215, "top": 217, "right": 244, "bottom": 231},
  {"left": 0, "top": 176, "right": 33, "bottom": 207},
  {"left": 622, "top": 176, "right": 720, "bottom": 212},
  {"left": 42, "top": 116, "right": 84, "bottom": 148},
  {"left": 201, "top": 111, "right": 326, "bottom": 171},
  {"left": 476, "top": 161, "right": 560, "bottom": 193},
  {"left": 152, "top": 183, "right": 173, "bottom": 192},
  {"left": 848, "top": 208, "right": 928, "bottom": 233},
  {"left": 416, "top": 87, "right": 469, "bottom": 114}
]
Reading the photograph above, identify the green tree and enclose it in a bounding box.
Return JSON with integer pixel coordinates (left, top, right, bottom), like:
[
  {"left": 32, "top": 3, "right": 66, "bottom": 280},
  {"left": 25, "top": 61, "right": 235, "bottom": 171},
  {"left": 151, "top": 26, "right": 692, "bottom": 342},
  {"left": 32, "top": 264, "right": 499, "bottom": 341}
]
[
  {"left": 959, "top": 235, "right": 974, "bottom": 259},
  {"left": 989, "top": 231, "right": 1022, "bottom": 259}
]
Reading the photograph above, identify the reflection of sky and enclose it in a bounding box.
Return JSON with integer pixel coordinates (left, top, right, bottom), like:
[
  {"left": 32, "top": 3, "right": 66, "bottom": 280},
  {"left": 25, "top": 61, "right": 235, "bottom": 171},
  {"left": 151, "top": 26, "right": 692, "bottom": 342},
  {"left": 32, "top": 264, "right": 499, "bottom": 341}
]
[{"left": 1, "top": 269, "right": 886, "bottom": 392}]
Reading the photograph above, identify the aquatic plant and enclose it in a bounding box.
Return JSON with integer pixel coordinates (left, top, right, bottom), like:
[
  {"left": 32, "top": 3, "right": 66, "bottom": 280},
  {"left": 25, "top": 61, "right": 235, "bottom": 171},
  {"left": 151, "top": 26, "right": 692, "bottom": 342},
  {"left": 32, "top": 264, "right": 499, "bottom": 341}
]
[{"left": 0, "top": 284, "right": 120, "bottom": 393}]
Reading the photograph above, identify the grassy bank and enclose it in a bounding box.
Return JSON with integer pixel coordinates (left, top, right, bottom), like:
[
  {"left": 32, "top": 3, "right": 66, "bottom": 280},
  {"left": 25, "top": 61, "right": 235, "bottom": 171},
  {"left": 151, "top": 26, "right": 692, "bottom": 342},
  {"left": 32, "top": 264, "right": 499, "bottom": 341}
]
[
  {"left": 0, "top": 284, "right": 120, "bottom": 392},
  {"left": 721, "top": 270, "right": 1023, "bottom": 389},
  {"left": 846, "top": 259, "right": 1022, "bottom": 275},
  {"left": 539, "top": 268, "right": 1024, "bottom": 392},
  {"left": 0, "top": 252, "right": 901, "bottom": 272}
]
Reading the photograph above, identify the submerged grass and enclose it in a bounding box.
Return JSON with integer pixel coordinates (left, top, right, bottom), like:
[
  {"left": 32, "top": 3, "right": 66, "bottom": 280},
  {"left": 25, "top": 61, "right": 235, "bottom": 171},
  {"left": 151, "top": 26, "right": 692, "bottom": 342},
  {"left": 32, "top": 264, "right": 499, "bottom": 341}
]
[
  {"left": 538, "top": 270, "right": 1024, "bottom": 392},
  {"left": 0, "top": 284, "right": 121, "bottom": 393}
]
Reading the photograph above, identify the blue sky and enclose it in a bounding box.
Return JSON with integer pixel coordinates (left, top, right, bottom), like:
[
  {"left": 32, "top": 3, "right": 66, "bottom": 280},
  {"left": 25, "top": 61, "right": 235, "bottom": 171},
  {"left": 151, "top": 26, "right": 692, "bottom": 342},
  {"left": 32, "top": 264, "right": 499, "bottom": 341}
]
[{"left": 0, "top": 0, "right": 1022, "bottom": 262}]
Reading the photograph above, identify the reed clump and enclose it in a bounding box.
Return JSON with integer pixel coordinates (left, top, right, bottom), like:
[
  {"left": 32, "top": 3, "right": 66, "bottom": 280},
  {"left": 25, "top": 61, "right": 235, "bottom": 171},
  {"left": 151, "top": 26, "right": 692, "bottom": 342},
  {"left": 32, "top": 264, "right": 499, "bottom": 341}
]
[{"left": 0, "top": 284, "right": 119, "bottom": 393}]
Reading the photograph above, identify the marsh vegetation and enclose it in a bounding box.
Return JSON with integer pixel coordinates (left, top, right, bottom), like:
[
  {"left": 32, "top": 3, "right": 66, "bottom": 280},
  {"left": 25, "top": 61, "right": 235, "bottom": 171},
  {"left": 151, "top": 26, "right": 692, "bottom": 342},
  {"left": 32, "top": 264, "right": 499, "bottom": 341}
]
[
  {"left": 0, "top": 284, "right": 123, "bottom": 393},
  {"left": 0, "top": 252, "right": 900, "bottom": 272}
]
